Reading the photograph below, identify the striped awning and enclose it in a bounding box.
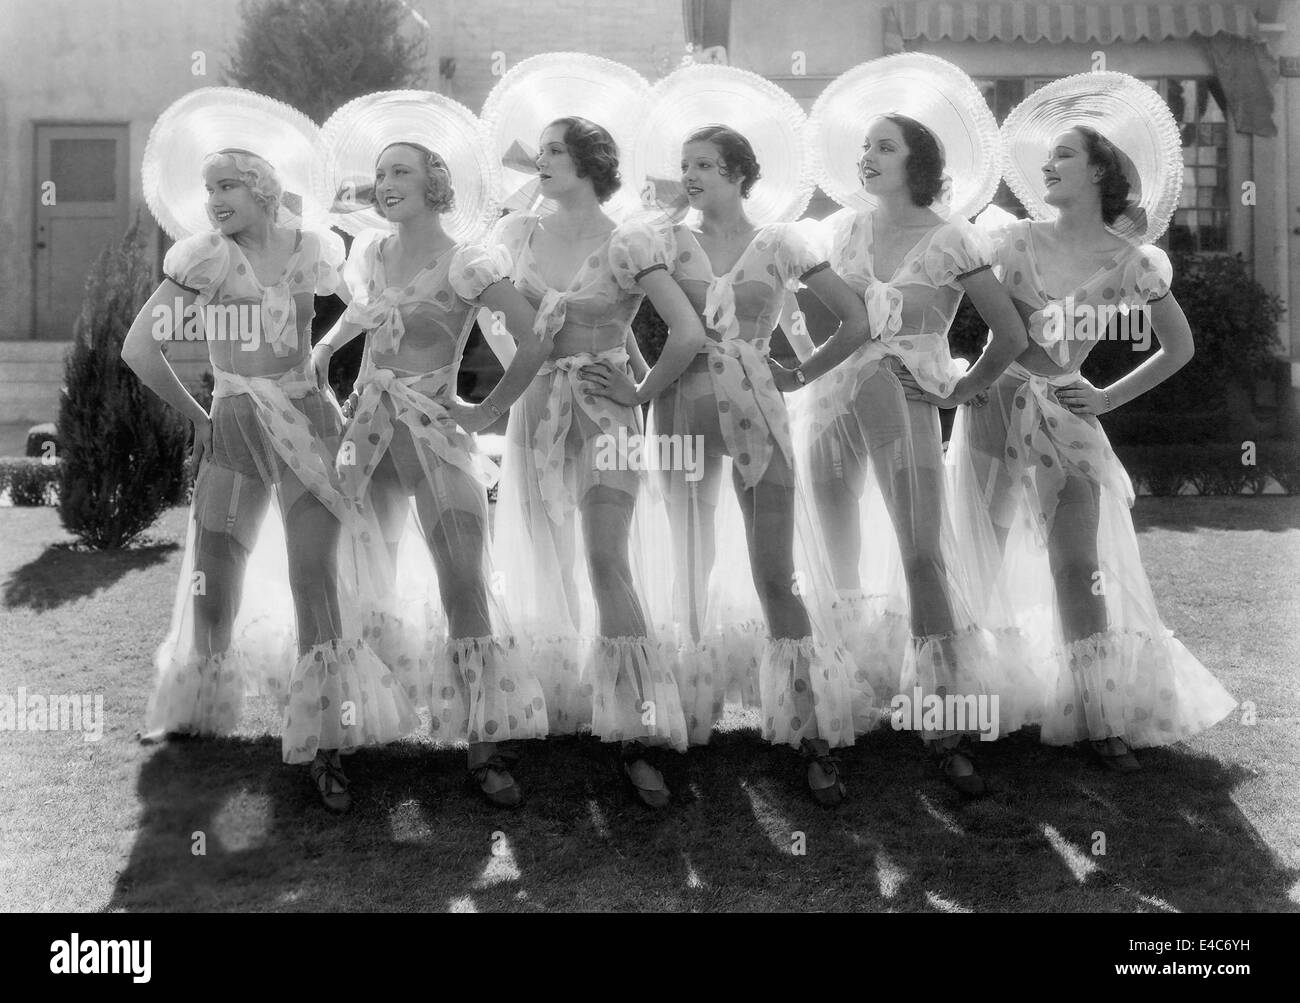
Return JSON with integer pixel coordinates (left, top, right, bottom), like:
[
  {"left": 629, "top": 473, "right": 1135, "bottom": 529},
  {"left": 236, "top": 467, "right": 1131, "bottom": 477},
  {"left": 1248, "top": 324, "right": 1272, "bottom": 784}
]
[{"left": 897, "top": 2, "right": 1259, "bottom": 45}]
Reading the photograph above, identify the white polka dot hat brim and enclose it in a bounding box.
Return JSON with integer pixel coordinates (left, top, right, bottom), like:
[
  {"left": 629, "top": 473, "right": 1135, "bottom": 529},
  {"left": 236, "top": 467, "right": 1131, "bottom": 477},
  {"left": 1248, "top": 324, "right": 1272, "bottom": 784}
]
[
  {"left": 632, "top": 63, "right": 813, "bottom": 227},
  {"left": 480, "top": 52, "right": 654, "bottom": 224},
  {"left": 315, "top": 90, "right": 500, "bottom": 243},
  {"left": 142, "top": 87, "right": 326, "bottom": 241},
  {"left": 807, "top": 53, "right": 1001, "bottom": 221},
  {"left": 1001, "top": 71, "right": 1184, "bottom": 244}
]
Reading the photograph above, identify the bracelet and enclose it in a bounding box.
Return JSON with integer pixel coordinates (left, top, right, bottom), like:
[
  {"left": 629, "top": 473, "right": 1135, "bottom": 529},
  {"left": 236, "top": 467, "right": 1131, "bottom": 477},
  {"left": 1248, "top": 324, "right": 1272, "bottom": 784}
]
[
  {"left": 482, "top": 400, "right": 502, "bottom": 420},
  {"left": 793, "top": 366, "right": 807, "bottom": 387},
  {"left": 1102, "top": 389, "right": 1112, "bottom": 413}
]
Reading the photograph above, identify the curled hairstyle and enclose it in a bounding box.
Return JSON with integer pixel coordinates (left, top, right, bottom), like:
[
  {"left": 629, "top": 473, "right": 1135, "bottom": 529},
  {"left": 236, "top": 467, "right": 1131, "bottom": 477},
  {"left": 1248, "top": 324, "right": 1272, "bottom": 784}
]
[
  {"left": 1074, "top": 125, "right": 1136, "bottom": 228},
  {"left": 202, "top": 148, "right": 282, "bottom": 216},
  {"left": 879, "top": 114, "right": 944, "bottom": 207},
  {"left": 685, "top": 124, "right": 761, "bottom": 198},
  {"left": 375, "top": 141, "right": 456, "bottom": 216},
  {"left": 548, "top": 117, "right": 621, "bottom": 202}
]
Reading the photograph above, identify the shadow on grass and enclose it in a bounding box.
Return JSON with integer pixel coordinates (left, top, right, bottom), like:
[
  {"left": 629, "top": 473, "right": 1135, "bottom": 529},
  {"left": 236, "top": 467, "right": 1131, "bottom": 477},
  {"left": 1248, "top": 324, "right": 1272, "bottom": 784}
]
[
  {"left": 1132, "top": 496, "right": 1300, "bottom": 535},
  {"left": 107, "top": 724, "right": 1299, "bottom": 912},
  {"left": 3, "top": 540, "right": 178, "bottom": 611}
]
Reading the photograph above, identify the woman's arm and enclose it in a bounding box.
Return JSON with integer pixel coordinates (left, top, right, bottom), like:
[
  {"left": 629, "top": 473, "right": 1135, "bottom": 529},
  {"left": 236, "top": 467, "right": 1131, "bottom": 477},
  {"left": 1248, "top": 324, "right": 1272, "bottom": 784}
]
[
  {"left": 579, "top": 269, "right": 705, "bottom": 407},
  {"left": 1057, "top": 293, "right": 1194, "bottom": 415},
  {"left": 770, "top": 267, "right": 869, "bottom": 390},
  {"left": 445, "top": 282, "right": 549, "bottom": 433},
  {"left": 780, "top": 292, "right": 817, "bottom": 364},
  {"left": 310, "top": 314, "right": 368, "bottom": 390},
  {"left": 479, "top": 305, "right": 518, "bottom": 368},
  {"left": 933, "top": 268, "right": 1027, "bottom": 406},
  {"left": 121, "top": 280, "right": 212, "bottom": 465},
  {"left": 625, "top": 328, "right": 650, "bottom": 381}
]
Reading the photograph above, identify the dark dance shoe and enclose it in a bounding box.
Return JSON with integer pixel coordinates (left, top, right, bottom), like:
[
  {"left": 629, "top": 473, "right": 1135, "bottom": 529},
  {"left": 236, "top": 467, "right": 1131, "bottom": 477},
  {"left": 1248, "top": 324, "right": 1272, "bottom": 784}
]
[
  {"left": 1091, "top": 737, "right": 1142, "bottom": 773},
  {"left": 800, "top": 737, "right": 846, "bottom": 807},
  {"left": 936, "top": 748, "right": 986, "bottom": 798},
  {"left": 468, "top": 746, "right": 523, "bottom": 808},
  {"left": 310, "top": 751, "right": 352, "bottom": 813},
  {"left": 621, "top": 744, "right": 670, "bottom": 809}
]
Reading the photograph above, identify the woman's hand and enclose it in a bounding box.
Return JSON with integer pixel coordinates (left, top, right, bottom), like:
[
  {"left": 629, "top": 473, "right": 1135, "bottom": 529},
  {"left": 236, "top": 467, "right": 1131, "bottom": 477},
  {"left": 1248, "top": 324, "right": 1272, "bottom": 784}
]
[
  {"left": 443, "top": 398, "right": 497, "bottom": 434},
  {"left": 340, "top": 389, "right": 359, "bottom": 421},
  {"left": 190, "top": 413, "right": 213, "bottom": 477},
  {"left": 579, "top": 360, "right": 639, "bottom": 407},
  {"left": 310, "top": 342, "right": 333, "bottom": 391},
  {"left": 1056, "top": 377, "right": 1107, "bottom": 415},
  {"left": 768, "top": 360, "right": 802, "bottom": 393},
  {"left": 896, "top": 369, "right": 956, "bottom": 408}
]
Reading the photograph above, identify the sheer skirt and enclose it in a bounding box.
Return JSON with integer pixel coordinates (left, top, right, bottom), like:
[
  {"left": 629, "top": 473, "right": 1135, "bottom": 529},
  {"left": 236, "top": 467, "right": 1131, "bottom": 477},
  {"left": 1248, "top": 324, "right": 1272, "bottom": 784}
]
[{"left": 945, "top": 364, "right": 1237, "bottom": 746}]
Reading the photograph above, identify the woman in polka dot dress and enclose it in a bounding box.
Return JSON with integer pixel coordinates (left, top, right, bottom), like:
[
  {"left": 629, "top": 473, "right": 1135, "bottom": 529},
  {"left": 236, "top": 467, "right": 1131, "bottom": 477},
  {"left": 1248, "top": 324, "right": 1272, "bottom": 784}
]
[
  {"left": 944, "top": 72, "right": 1236, "bottom": 771},
  {"left": 125, "top": 91, "right": 419, "bottom": 814},
  {"left": 488, "top": 117, "right": 706, "bottom": 808},
  {"left": 312, "top": 94, "right": 557, "bottom": 808},
  {"left": 587, "top": 122, "right": 872, "bottom": 806}
]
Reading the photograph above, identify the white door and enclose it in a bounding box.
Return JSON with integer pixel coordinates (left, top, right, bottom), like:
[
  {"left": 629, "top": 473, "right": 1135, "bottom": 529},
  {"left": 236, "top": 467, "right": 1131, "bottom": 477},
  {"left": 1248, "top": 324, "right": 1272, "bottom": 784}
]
[{"left": 33, "top": 124, "right": 130, "bottom": 340}]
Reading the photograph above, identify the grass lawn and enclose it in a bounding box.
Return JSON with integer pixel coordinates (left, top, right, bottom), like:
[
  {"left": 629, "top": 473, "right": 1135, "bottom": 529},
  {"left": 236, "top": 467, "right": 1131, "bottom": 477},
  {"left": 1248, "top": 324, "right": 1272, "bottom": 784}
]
[{"left": 1, "top": 498, "right": 1297, "bottom": 912}]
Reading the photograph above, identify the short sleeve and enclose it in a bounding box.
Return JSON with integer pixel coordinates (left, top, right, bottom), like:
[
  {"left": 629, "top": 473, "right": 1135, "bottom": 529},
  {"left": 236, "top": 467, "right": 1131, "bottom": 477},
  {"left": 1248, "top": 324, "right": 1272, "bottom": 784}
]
[
  {"left": 449, "top": 241, "right": 513, "bottom": 303},
  {"left": 1122, "top": 245, "right": 1173, "bottom": 304},
  {"left": 341, "top": 230, "right": 386, "bottom": 302},
  {"left": 922, "top": 219, "right": 993, "bottom": 288},
  {"left": 487, "top": 211, "right": 535, "bottom": 271},
  {"left": 163, "top": 232, "right": 230, "bottom": 298},
  {"left": 772, "top": 221, "right": 828, "bottom": 291},
  {"left": 305, "top": 227, "right": 347, "bottom": 296},
  {"left": 819, "top": 208, "right": 861, "bottom": 270},
  {"left": 609, "top": 217, "right": 675, "bottom": 291}
]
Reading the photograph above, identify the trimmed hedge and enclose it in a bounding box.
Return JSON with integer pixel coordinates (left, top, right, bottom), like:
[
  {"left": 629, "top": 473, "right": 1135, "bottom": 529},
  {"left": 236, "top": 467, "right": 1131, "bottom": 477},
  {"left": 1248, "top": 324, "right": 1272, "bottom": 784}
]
[
  {"left": 1114, "top": 440, "right": 1299, "bottom": 496},
  {"left": 0, "top": 457, "right": 61, "bottom": 506}
]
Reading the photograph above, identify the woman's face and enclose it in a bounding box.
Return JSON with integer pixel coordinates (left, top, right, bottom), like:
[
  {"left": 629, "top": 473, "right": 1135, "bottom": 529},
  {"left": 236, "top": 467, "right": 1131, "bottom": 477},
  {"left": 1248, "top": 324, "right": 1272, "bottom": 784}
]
[
  {"left": 858, "top": 117, "right": 913, "bottom": 199},
  {"left": 1041, "top": 129, "right": 1096, "bottom": 208},
  {"left": 680, "top": 139, "right": 741, "bottom": 210},
  {"left": 535, "top": 124, "right": 583, "bottom": 198},
  {"left": 375, "top": 144, "right": 431, "bottom": 222},
  {"left": 203, "top": 159, "right": 267, "bottom": 235}
]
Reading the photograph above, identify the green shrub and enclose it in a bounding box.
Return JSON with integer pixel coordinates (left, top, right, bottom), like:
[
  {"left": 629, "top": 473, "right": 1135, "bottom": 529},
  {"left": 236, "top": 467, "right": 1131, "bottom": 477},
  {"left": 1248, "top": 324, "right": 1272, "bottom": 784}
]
[
  {"left": 2, "top": 457, "right": 61, "bottom": 506},
  {"left": 58, "top": 216, "right": 190, "bottom": 548}
]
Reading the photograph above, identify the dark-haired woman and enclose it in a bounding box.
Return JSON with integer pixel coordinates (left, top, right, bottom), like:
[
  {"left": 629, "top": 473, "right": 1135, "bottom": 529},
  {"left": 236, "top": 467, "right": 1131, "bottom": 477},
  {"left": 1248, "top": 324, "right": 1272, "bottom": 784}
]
[
  {"left": 794, "top": 113, "right": 1031, "bottom": 795},
  {"left": 946, "top": 75, "right": 1236, "bottom": 771},
  {"left": 488, "top": 116, "right": 706, "bottom": 807},
  {"left": 312, "top": 107, "right": 558, "bottom": 806},
  {"left": 585, "top": 122, "right": 871, "bottom": 804}
]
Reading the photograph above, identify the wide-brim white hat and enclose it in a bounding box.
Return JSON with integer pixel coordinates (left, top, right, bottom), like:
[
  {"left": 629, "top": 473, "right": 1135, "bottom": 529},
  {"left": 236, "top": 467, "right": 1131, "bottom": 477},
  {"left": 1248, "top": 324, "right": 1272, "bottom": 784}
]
[
  {"left": 143, "top": 87, "right": 324, "bottom": 240},
  {"left": 808, "top": 53, "right": 1000, "bottom": 220},
  {"left": 316, "top": 89, "right": 499, "bottom": 242},
  {"left": 1001, "top": 70, "right": 1183, "bottom": 243},
  {"left": 480, "top": 52, "right": 653, "bottom": 222},
  {"left": 632, "top": 63, "right": 812, "bottom": 226}
]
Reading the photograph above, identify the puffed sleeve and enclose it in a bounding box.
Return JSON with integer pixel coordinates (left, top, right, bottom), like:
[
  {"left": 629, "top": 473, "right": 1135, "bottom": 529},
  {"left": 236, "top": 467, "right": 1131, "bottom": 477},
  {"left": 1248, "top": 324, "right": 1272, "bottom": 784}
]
[
  {"left": 486, "top": 211, "right": 533, "bottom": 271},
  {"left": 922, "top": 219, "right": 994, "bottom": 288},
  {"left": 339, "top": 229, "right": 387, "bottom": 326},
  {"left": 449, "top": 241, "right": 514, "bottom": 303},
  {"left": 820, "top": 207, "right": 860, "bottom": 269},
  {"left": 341, "top": 229, "right": 385, "bottom": 302},
  {"left": 162, "top": 232, "right": 231, "bottom": 299},
  {"left": 772, "top": 220, "right": 830, "bottom": 291},
  {"left": 609, "top": 216, "right": 676, "bottom": 291},
  {"left": 308, "top": 227, "right": 347, "bottom": 296},
  {"left": 1121, "top": 245, "right": 1173, "bottom": 304}
]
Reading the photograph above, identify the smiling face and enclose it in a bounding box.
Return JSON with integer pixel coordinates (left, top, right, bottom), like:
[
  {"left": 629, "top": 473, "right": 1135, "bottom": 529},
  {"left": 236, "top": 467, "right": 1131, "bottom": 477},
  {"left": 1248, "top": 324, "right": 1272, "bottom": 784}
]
[
  {"left": 535, "top": 124, "right": 584, "bottom": 198},
  {"left": 1041, "top": 129, "right": 1099, "bottom": 208},
  {"left": 858, "top": 117, "right": 911, "bottom": 199},
  {"left": 680, "top": 139, "right": 743, "bottom": 211},
  {"left": 374, "top": 144, "right": 433, "bottom": 222},
  {"left": 203, "top": 158, "right": 269, "bottom": 235}
]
